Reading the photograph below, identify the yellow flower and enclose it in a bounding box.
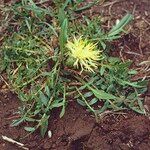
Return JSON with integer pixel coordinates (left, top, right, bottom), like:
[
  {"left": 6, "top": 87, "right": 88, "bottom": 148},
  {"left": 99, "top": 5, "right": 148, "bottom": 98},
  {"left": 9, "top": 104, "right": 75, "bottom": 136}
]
[{"left": 66, "top": 36, "right": 101, "bottom": 72}]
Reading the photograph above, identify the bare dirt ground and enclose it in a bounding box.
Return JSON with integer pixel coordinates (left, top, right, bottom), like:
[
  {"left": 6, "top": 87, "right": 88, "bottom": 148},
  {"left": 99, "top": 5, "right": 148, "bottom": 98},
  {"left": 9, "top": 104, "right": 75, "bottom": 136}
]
[{"left": 0, "top": 0, "right": 150, "bottom": 149}]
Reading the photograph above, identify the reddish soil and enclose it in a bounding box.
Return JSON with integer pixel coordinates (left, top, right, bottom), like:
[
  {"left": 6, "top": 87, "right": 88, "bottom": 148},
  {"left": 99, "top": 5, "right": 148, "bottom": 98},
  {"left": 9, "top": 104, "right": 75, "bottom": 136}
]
[
  {"left": 0, "top": 0, "right": 150, "bottom": 150},
  {"left": 0, "top": 88, "right": 150, "bottom": 150}
]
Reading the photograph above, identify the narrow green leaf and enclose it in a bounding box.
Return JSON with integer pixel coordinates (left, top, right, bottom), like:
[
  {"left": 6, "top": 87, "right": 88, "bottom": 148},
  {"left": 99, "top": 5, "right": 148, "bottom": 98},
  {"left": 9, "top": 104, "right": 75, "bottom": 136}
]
[
  {"left": 89, "top": 98, "right": 98, "bottom": 106},
  {"left": 108, "top": 14, "right": 133, "bottom": 36},
  {"left": 108, "top": 57, "right": 120, "bottom": 63},
  {"left": 40, "top": 126, "right": 47, "bottom": 138},
  {"left": 24, "top": 127, "right": 35, "bottom": 132},
  {"left": 45, "top": 86, "right": 51, "bottom": 97},
  {"left": 60, "top": 105, "right": 65, "bottom": 118},
  {"left": 11, "top": 118, "right": 24, "bottom": 127},
  {"left": 129, "top": 106, "right": 145, "bottom": 114},
  {"left": 58, "top": 8, "right": 66, "bottom": 25},
  {"left": 40, "top": 116, "right": 49, "bottom": 138},
  {"left": 59, "top": 18, "right": 68, "bottom": 54},
  {"left": 62, "top": 0, "right": 71, "bottom": 10},
  {"left": 84, "top": 92, "right": 93, "bottom": 98},
  {"left": 100, "top": 41, "right": 106, "bottom": 49},
  {"left": 39, "top": 91, "right": 48, "bottom": 106},
  {"left": 128, "top": 70, "right": 137, "bottom": 75},
  {"left": 60, "top": 86, "right": 66, "bottom": 118},
  {"left": 86, "top": 85, "right": 117, "bottom": 100},
  {"left": 98, "top": 101, "right": 109, "bottom": 113},
  {"left": 138, "top": 98, "right": 145, "bottom": 112},
  {"left": 74, "top": 1, "right": 98, "bottom": 12},
  {"left": 100, "top": 66, "right": 105, "bottom": 76},
  {"left": 119, "top": 80, "right": 144, "bottom": 88},
  {"left": 25, "top": 19, "right": 31, "bottom": 33},
  {"left": 25, "top": 117, "right": 36, "bottom": 122},
  {"left": 77, "top": 99, "right": 86, "bottom": 106},
  {"left": 51, "top": 101, "right": 64, "bottom": 108}
]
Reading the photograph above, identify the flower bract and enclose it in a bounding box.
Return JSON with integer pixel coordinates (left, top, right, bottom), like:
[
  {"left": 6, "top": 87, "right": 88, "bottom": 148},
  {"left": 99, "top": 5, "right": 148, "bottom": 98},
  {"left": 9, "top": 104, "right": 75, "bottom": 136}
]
[{"left": 66, "top": 36, "right": 101, "bottom": 72}]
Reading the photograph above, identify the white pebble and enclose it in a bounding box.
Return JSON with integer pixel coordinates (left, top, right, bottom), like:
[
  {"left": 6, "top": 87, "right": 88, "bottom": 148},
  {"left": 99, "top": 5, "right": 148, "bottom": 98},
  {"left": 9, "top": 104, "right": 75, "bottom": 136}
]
[{"left": 48, "top": 130, "right": 52, "bottom": 138}]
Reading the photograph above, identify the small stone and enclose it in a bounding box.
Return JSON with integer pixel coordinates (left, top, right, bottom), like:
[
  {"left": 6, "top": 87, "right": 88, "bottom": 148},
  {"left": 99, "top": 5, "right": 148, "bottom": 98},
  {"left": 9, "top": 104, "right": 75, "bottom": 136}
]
[
  {"left": 48, "top": 130, "right": 52, "bottom": 138},
  {"left": 116, "top": 19, "right": 120, "bottom": 25},
  {"left": 144, "top": 11, "right": 148, "bottom": 16},
  {"left": 2, "top": 85, "right": 6, "bottom": 89}
]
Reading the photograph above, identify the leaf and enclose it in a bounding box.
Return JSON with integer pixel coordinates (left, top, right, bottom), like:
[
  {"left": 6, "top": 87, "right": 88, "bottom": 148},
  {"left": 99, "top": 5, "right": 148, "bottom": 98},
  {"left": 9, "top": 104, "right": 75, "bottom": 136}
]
[
  {"left": 60, "top": 105, "right": 65, "bottom": 118},
  {"left": 59, "top": 18, "right": 68, "bottom": 53},
  {"left": 108, "top": 14, "right": 133, "bottom": 36},
  {"left": 78, "top": 85, "right": 87, "bottom": 90},
  {"left": 25, "top": 117, "right": 36, "bottom": 122},
  {"left": 107, "top": 84, "right": 114, "bottom": 92},
  {"left": 108, "top": 57, "right": 120, "bottom": 63},
  {"left": 62, "top": 0, "right": 71, "bottom": 10},
  {"left": 105, "top": 35, "right": 121, "bottom": 41},
  {"left": 127, "top": 93, "right": 136, "bottom": 99},
  {"left": 74, "top": 1, "right": 97, "bottom": 12},
  {"left": 128, "top": 70, "right": 137, "bottom": 75},
  {"left": 89, "top": 98, "right": 98, "bottom": 106},
  {"left": 117, "top": 61, "right": 132, "bottom": 68},
  {"left": 98, "top": 101, "right": 109, "bottom": 113},
  {"left": 51, "top": 100, "right": 64, "bottom": 108},
  {"left": 58, "top": 8, "right": 66, "bottom": 25},
  {"left": 25, "top": 18, "right": 32, "bottom": 33},
  {"left": 60, "top": 86, "right": 66, "bottom": 118},
  {"left": 11, "top": 118, "right": 24, "bottom": 127},
  {"left": 34, "top": 109, "right": 41, "bottom": 115},
  {"left": 129, "top": 106, "right": 145, "bottom": 114},
  {"left": 86, "top": 84, "right": 117, "bottom": 100},
  {"left": 119, "top": 80, "right": 144, "bottom": 88},
  {"left": 24, "top": 127, "right": 35, "bottom": 132},
  {"left": 84, "top": 91, "right": 93, "bottom": 98},
  {"left": 95, "top": 79, "right": 104, "bottom": 86},
  {"left": 39, "top": 91, "right": 48, "bottom": 106},
  {"left": 45, "top": 85, "right": 51, "bottom": 97},
  {"left": 100, "top": 40, "right": 106, "bottom": 49},
  {"left": 138, "top": 98, "right": 145, "bottom": 112},
  {"left": 40, "top": 115, "right": 49, "bottom": 137},
  {"left": 18, "top": 92, "right": 27, "bottom": 102},
  {"left": 42, "top": 22, "right": 58, "bottom": 37},
  {"left": 101, "top": 84, "right": 107, "bottom": 90},
  {"left": 100, "top": 66, "right": 105, "bottom": 76},
  {"left": 77, "top": 99, "right": 86, "bottom": 106}
]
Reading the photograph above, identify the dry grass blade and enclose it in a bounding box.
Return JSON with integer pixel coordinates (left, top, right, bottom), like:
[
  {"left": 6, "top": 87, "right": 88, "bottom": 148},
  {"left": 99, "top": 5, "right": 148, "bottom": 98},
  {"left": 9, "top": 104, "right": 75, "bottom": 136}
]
[{"left": 2, "top": 135, "right": 29, "bottom": 150}]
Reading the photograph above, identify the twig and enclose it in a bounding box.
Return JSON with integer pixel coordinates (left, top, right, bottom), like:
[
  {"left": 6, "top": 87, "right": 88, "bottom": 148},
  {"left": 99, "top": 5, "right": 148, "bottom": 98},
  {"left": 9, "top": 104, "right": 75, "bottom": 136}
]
[
  {"left": 124, "top": 45, "right": 143, "bottom": 56},
  {"left": 138, "top": 32, "right": 143, "bottom": 55},
  {"left": 2, "top": 135, "right": 29, "bottom": 150},
  {"left": 103, "top": 0, "right": 123, "bottom": 7},
  {"left": 6, "top": 115, "right": 20, "bottom": 120},
  {"left": 0, "top": 75, "right": 11, "bottom": 89},
  {"left": 119, "top": 47, "right": 125, "bottom": 62},
  {"left": 103, "top": 0, "right": 123, "bottom": 16},
  {"left": 142, "top": 17, "right": 150, "bottom": 26}
]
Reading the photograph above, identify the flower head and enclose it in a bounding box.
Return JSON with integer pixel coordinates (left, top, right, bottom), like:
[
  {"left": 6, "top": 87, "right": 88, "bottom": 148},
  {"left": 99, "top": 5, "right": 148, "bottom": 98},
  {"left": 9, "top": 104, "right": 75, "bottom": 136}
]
[{"left": 66, "top": 36, "right": 101, "bottom": 72}]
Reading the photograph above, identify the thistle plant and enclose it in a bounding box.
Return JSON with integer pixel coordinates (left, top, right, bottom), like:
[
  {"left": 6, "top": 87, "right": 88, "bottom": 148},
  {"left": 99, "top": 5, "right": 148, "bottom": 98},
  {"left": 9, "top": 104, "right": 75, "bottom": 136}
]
[
  {"left": 0, "top": 0, "right": 148, "bottom": 138},
  {"left": 66, "top": 36, "right": 103, "bottom": 73}
]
